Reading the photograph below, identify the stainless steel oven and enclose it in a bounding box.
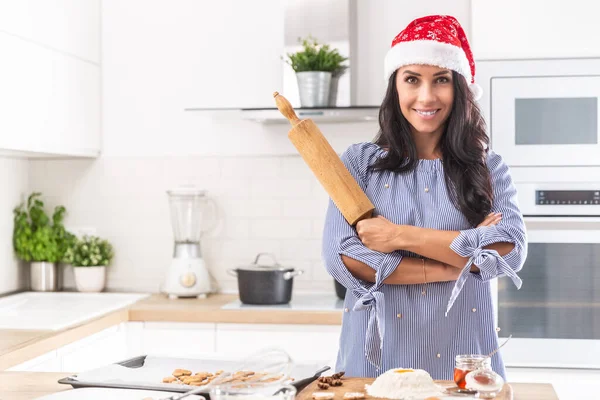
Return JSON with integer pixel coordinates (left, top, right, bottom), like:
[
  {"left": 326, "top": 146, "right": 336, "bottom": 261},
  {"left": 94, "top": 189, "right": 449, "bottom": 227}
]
[{"left": 493, "top": 176, "right": 600, "bottom": 368}]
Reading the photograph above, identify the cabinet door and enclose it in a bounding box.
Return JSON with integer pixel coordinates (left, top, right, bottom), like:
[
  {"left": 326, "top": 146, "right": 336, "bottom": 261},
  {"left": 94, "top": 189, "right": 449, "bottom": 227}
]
[
  {"left": 59, "top": 324, "right": 128, "bottom": 373},
  {"left": 215, "top": 323, "right": 340, "bottom": 365},
  {"left": 0, "top": 32, "right": 100, "bottom": 157},
  {"left": 6, "top": 350, "right": 61, "bottom": 372},
  {"left": 142, "top": 322, "right": 216, "bottom": 358},
  {"left": 0, "top": 0, "right": 100, "bottom": 64},
  {"left": 507, "top": 367, "right": 600, "bottom": 400}
]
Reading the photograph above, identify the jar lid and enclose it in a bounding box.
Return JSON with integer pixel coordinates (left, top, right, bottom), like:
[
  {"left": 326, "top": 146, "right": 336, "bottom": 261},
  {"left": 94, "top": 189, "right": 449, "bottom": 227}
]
[
  {"left": 465, "top": 368, "right": 504, "bottom": 393},
  {"left": 167, "top": 186, "right": 207, "bottom": 197}
]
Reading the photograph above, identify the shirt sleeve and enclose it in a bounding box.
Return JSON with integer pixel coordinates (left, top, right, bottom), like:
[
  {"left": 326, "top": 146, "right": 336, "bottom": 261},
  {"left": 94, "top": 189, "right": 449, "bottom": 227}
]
[
  {"left": 445, "top": 151, "right": 528, "bottom": 315},
  {"left": 321, "top": 142, "right": 403, "bottom": 368}
]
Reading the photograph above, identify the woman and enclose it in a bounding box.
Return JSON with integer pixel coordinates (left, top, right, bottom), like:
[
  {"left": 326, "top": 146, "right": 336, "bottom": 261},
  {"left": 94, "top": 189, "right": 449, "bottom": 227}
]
[{"left": 322, "top": 15, "right": 527, "bottom": 380}]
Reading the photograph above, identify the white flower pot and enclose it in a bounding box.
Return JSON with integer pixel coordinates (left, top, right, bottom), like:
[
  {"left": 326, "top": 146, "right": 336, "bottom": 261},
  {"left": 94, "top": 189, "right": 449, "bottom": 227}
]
[{"left": 73, "top": 266, "right": 106, "bottom": 292}]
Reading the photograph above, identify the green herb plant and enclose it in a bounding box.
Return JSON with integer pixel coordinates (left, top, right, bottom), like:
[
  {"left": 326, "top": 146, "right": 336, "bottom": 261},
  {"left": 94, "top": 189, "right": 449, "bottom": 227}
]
[
  {"left": 13, "top": 192, "right": 75, "bottom": 263},
  {"left": 64, "top": 235, "right": 114, "bottom": 267},
  {"left": 284, "top": 36, "right": 348, "bottom": 76}
]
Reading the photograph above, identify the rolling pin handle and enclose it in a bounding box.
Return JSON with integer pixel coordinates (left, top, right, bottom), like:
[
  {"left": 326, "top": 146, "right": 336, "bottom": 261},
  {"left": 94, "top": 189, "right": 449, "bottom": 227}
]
[{"left": 273, "top": 92, "right": 301, "bottom": 126}]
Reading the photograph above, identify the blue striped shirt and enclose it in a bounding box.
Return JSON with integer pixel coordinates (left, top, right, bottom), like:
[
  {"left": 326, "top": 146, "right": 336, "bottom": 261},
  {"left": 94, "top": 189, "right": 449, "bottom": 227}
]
[{"left": 322, "top": 142, "right": 527, "bottom": 379}]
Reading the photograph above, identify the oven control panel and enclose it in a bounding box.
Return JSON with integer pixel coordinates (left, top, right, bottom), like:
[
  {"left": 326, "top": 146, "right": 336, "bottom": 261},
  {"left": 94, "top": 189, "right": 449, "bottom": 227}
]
[{"left": 536, "top": 190, "right": 600, "bottom": 205}]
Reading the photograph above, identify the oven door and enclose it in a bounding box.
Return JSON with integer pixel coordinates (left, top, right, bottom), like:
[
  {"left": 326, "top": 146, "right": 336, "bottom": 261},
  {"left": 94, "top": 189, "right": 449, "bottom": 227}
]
[
  {"left": 497, "top": 217, "right": 600, "bottom": 368},
  {"left": 491, "top": 75, "right": 600, "bottom": 167}
]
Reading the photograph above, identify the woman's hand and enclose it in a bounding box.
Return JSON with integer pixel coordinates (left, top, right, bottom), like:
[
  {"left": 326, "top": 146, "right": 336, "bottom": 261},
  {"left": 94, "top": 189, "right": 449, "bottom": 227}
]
[
  {"left": 355, "top": 215, "right": 403, "bottom": 253},
  {"left": 478, "top": 212, "right": 502, "bottom": 227}
]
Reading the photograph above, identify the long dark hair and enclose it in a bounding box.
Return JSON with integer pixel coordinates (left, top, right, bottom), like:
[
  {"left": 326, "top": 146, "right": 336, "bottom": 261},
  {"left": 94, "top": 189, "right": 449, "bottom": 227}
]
[{"left": 370, "top": 70, "right": 493, "bottom": 227}]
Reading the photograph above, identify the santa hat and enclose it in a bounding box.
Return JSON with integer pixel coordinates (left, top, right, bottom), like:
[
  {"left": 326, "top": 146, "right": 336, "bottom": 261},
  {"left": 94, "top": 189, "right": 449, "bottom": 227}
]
[{"left": 384, "top": 15, "right": 483, "bottom": 100}]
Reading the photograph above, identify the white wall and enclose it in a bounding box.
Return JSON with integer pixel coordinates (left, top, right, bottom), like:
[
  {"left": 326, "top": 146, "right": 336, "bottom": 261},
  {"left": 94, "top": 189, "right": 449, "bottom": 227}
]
[
  {"left": 472, "top": 0, "right": 600, "bottom": 59},
  {"left": 354, "top": 0, "right": 471, "bottom": 106},
  {"left": 100, "top": 0, "right": 373, "bottom": 157},
  {"left": 0, "top": 157, "right": 30, "bottom": 294}
]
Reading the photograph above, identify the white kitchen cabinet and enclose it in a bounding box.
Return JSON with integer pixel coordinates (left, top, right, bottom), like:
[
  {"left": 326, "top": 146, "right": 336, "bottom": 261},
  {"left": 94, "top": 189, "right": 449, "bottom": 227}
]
[
  {"left": 0, "top": 2, "right": 100, "bottom": 158},
  {"left": 0, "top": 0, "right": 100, "bottom": 63},
  {"left": 141, "top": 322, "right": 216, "bottom": 358},
  {"left": 506, "top": 367, "right": 600, "bottom": 400},
  {"left": 0, "top": 33, "right": 100, "bottom": 158},
  {"left": 6, "top": 350, "right": 61, "bottom": 372},
  {"left": 6, "top": 324, "right": 126, "bottom": 373},
  {"left": 5, "top": 322, "right": 340, "bottom": 373},
  {"left": 215, "top": 323, "right": 340, "bottom": 365},
  {"left": 58, "top": 324, "right": 128, "bottom": 373}
]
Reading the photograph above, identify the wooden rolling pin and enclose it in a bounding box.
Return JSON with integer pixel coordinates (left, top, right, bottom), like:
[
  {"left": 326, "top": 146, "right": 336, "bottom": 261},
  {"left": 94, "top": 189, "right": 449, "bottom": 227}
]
[{"left": 273, "top": 92, "right": 375, "bottom": 225}]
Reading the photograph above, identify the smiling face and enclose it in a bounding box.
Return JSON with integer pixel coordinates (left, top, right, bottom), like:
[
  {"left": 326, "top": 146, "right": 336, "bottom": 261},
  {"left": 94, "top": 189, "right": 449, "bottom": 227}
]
[{"left": 396, "top": 65, "right": 454, "bottom": 136}]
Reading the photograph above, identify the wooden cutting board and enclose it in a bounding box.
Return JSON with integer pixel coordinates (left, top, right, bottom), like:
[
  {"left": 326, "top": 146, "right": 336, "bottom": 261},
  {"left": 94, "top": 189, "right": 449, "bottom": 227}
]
[{"left": 296, "top": 377, "right": 514, "bottom": 400}]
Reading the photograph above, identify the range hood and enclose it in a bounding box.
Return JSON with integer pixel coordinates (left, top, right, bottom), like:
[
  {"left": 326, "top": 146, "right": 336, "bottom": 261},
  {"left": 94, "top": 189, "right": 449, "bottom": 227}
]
[
  {"left": 186, "top": 0, "right": 381, "bottom": 124},
  {"left": 184, "top": 106, "right": 379, "bottom": 124}
]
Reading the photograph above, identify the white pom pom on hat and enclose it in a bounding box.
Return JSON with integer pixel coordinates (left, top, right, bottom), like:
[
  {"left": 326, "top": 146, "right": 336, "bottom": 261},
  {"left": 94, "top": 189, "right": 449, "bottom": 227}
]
[
  {"left": 469, "top": 82, "right": 483, "bottom": 101},
  {"left": 384, "top": 15, "right": 483, "bottom": 101}
]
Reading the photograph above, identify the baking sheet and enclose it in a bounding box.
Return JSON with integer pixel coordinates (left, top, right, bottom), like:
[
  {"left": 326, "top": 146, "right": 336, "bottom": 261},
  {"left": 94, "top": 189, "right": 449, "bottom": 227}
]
[{"left": 60, "top": 355, "right": 329, "bottom": 394}]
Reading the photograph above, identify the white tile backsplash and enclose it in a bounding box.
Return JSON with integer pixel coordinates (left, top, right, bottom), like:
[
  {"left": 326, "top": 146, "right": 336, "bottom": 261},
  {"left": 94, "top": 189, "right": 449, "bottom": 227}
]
[
  {"left": 249, "top": 219, "right": 312, "bottom": 239},
  {"left": 28, "top": 155, "right": 338, "bottom": 294}
]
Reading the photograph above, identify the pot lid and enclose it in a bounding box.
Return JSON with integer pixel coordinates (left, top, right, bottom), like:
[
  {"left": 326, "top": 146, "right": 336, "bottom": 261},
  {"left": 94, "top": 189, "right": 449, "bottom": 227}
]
[{"left": 236, "top": 253, "right": 294, "bottom": 272}]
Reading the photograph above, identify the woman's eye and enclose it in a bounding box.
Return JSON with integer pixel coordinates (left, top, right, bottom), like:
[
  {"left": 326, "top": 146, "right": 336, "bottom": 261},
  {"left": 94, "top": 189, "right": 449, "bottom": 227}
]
[
  {"left": 436, "top": 77, "right": 450, "bottom": 84},
  {"left": 405, "top": 76, "right": 418, "bottom": 84}
]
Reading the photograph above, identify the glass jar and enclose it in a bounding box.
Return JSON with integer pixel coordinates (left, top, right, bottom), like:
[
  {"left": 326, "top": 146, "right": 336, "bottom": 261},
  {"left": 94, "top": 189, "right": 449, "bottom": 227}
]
[
  {"left": 465, "top": 368, "right": 505, "bottom": 399},
  {"left": 454, "top": 354, "right": 491, "bottom": 389},
  {"left": 211, "top": 383, "right": 297, "bottom": 400}
]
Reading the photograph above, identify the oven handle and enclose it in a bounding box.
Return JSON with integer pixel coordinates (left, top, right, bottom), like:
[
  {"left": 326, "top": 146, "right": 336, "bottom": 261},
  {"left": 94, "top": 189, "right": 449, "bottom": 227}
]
[{"left": 523, "top": 215, "right": 600, "bottom": 224}]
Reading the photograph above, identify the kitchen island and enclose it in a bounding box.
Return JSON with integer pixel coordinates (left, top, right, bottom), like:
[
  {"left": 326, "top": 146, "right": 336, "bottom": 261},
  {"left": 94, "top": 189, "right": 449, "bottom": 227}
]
[{"left": 0, "top": 371, "right": 559, "bottom": 400}]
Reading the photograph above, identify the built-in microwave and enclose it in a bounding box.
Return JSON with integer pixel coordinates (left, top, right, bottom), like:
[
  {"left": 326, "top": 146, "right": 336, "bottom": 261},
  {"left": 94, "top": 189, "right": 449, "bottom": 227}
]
[{"left": 477, "top": 58, "right": 600, "bottom": 168}]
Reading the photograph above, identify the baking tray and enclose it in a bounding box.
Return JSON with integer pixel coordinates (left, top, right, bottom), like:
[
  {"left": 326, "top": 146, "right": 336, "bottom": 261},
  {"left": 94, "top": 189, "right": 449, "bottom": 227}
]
[{"left": 58, "top": 355, "right": 330, "bottom": 397}]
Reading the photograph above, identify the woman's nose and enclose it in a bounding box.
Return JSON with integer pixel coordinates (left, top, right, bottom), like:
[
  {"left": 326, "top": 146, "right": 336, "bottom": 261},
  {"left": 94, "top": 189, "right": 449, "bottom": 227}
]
[{"left": 417, "top": 83, "right": 436, "bottom": 103}]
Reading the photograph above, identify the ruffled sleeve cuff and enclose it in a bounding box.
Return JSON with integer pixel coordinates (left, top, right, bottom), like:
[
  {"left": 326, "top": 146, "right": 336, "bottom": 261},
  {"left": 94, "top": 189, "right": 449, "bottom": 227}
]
[
  {"left": 444, "top": 228, "right": 523, "bottom": 316},
  {"left": 351, "top": 251, "right": 403, "bottom": 369}
]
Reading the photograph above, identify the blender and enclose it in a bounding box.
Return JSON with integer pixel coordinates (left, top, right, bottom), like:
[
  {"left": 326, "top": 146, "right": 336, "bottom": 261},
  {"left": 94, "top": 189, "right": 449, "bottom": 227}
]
[{"left": 162, "top": 187, "right": 218, "bottom": 299}]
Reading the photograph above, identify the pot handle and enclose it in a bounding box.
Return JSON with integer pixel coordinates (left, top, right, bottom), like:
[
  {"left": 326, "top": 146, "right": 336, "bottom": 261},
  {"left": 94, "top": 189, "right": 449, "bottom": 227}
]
[
  {"left": 283, "top": 270, "right": 304, "bottom": 280},
  {"left": 226, "top": 269, "right": 238, "bottom": 277},
  {"left": 253, "top": 253, "right": 281, "bottom": 267}
]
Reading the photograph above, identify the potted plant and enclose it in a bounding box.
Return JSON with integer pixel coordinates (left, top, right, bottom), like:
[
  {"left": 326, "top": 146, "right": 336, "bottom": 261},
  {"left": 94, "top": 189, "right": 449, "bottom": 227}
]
[
  {"left": 13, "top": 193, "right": 75, "bottom": 291},
  {"left": 64, "top": 235, "right": 114, "bottom": 292},
  {"left": 284, "top": 35, "right": 348, "bottom": 107}
]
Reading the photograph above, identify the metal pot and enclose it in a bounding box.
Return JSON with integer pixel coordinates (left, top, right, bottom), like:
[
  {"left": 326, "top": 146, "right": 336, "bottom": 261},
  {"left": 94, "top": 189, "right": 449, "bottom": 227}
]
[
  {"left": 30, "top": 262, "right": 61, "bottom": 292},
  {"left": 227, "top": 253, "right": 304, "bottom": 305},
  {"left": 296, "top": 71, "right": 331, "bottom": 108}
]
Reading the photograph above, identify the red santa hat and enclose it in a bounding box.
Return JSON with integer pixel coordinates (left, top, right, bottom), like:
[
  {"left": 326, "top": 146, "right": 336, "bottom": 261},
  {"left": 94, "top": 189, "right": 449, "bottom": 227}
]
[{"left": 384, "top": 15, "right": 482, "bottom": 100}]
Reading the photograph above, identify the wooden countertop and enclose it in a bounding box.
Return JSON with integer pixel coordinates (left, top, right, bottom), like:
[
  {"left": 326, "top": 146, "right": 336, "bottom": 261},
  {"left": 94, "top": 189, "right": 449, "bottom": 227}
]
[
  {"left": 128, "top": 293, "right": 343, "bottom": 325},
  {"left": 297, "top": 378, "right": 559, "bottom": 400},
  {"left": 0, "top": 293, "right": 342, "bottom": 370},
  {"left": 0, "top": 372, "right": 71, "bottom": 400},
  {"left": 0, "top": 372, "right": 559, "bottom": 400}
]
